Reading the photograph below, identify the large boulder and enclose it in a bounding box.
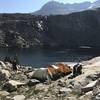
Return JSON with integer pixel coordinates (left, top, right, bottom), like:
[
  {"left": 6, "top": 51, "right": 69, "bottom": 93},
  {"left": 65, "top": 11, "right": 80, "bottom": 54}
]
[
  {"left": 3, "top": 80, "right": 25, "bottom": 92},
  {"left": 86, "top": 74, "right": 99, "bottom": 81},
  {"left": 94, "top": 93, "right": 100, "bottom": 100},
  {"left": 82, "top": 80, "right": 98, "bottom": 93},
  {"left": 79, "top": 91, "right": 93, "bottom": 100},
  {"left": 0, "top": 69, "right": 11, "bottom": 81},
  {"left": 68, "top": 80, "right": 82, "bottom": 93},
  {"left": 0, "top": 61, "right": 7, "bottom": 68},
  {"left": 86, "top": 72, "right": 100, "bottom": 82},
  {"left": 27, "top": 79, "right": 40, "bottom": 86},
  {"left": 13, "top": 95, "right": 25, "bottom": 100},
  {"left": 0, "top": 91, "right": 10, "bottom": 96},
  {"left": 27, "top": 71, "right": 35, "bottom": 78},
  {"left": 59, "top": 87, "right": 72, "bottom": 95},
  {"left": 93, "top": 79, "right": 100, "bottom": 96},
  {"left": 57, "top": 79, "right": 66, "bottom": 87},
  {"left": 5, "top": 62, "right": 12, "bottom": 69},
  {"left": 5, "top": 96, "right": 12, "bottom": 100}
]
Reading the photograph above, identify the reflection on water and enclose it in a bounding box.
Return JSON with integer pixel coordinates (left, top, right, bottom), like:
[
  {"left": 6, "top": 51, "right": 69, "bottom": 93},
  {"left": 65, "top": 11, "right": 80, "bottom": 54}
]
[{"left": 0, "top": 48, "right": 97, "bottom": 67}]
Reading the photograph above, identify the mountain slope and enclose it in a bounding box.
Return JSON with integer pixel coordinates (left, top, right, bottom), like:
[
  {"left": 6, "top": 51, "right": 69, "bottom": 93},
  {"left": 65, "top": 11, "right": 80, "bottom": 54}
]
[
  {"left": 1, "top": 8, "right": 100, "bottom": 48},
  {"left": 33, "top": 0, "right": 100, "bottom": 15}
]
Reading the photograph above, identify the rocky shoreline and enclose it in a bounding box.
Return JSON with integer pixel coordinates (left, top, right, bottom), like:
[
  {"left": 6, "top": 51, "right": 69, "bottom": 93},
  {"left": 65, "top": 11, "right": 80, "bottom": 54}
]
[{"left": 0, "top": 57, "right": 100, "bottom": 100}]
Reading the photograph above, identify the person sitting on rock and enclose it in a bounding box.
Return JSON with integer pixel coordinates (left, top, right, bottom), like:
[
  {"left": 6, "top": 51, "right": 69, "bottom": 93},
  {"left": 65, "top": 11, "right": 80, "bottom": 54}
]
[
  {"left": 14, "top": 54, "right": 19, "bottom": 65},
  {"left": 73, "top": 63, "right": 82, "bottom": 77},
  {"left": 12, "top": 59, "right": 17, "bottom": 71},
  {"left": 77, "top": 63, "right": 82, "bottom": 75}
]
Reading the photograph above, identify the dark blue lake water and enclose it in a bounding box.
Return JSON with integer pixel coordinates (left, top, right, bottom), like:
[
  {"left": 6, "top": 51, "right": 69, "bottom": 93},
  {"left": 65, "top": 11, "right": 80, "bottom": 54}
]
[{"left": 0, "top": 48, "right": 98, "bottom": 67}]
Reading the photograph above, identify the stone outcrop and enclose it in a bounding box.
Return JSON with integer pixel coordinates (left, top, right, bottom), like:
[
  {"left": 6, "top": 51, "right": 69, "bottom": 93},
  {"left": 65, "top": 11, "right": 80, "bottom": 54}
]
[
  {"left": 27, "top": 79, "right": 40, "bottom": 86},
  {"left": 0, "top": 14, "right": 46, "bottom": 48},
  {"left": 0, "top": 57, "right": 99, "bottom": 100},
  {"left": 94, "top": 93, "right": 100, "bottom": 100},
  {"left": 79, "top": 91, "right": 93, "bottom": 100},
  {"left": 0, "top": 69, "right": 11, "bottom": 81},
  {"left": 0, "top": 91, "right": 10, "bottom": 96},
  {"left": 13, "top": 95, "right": 25, "bottom": 100},
  {"left": 3, "top": 80, "right": 25, "bottom": 92},
  {"left": 82, "top": 80, "right": 98, "bottom": 93}
]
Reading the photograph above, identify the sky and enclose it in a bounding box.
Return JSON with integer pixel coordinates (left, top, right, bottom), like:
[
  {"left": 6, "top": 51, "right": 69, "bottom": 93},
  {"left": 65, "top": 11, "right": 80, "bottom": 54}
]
[{"left": 0, "top": 0, "right": 97, "bottom": 13}]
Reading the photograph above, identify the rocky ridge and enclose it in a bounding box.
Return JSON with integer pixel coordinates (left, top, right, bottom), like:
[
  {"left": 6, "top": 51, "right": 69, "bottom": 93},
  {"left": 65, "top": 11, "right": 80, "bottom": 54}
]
[
  {"left": 33, "top": 0, "right": 100, "bottom": 15},
  {"left": 0, "top": 57, "right": 99, "bottom": 100},
  {"left": 1, "top": 8, "right": 100, "bottom": 48}
]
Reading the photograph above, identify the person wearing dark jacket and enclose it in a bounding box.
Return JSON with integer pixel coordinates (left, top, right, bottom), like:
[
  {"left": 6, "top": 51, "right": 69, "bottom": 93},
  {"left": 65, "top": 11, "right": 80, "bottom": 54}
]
[
  {"left": 12, "top": 59, "right": 17, "bottom": 71},
  {"left": 14, "top": 54, "right": 19, "bottom": 65},
  {"left": 73, "top": 63, "right": 82, "bottom": 77}
]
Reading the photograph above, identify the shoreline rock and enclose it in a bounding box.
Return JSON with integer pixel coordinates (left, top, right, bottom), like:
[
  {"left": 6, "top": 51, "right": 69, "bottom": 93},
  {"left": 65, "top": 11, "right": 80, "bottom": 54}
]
[{"left": 0, "top": 57, "right": 99, "bottom": 100}]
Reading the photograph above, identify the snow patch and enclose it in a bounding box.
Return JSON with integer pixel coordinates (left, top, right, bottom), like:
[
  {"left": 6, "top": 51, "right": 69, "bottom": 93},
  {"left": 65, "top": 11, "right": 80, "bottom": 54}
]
[
  {"left": 88, "top": 5, "right": 93, "bottom": 9},
  {"left": 36, "top": 21, "right": 43, "bottom": 30}
]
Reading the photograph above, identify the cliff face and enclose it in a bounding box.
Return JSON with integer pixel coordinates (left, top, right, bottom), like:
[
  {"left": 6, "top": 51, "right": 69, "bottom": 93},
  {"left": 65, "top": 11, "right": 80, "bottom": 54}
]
[
  {"left": 0, "top": 14, "right": 47, "bottom": 48},
  {"left": 47, "top": 9, "right": 100, "bottom": 48},
  {"left": 0, "top": 8, "right": 100, "bottom": 48}
]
